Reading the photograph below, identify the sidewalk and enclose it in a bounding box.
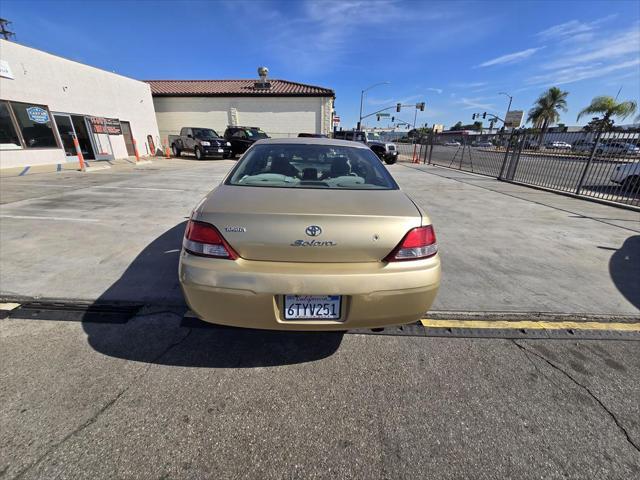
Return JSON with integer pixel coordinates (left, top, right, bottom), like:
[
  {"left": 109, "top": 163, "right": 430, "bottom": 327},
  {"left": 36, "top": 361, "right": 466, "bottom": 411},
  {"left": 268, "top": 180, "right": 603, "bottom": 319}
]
[{"left": 0, "top": 159, "right": 638, "bottom": 316}]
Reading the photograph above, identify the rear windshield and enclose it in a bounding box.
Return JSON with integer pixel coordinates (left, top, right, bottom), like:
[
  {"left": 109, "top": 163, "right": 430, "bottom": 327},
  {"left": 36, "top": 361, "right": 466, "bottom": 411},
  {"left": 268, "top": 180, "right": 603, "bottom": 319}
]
[
  {"left": 226, "top": 144, "right": 398, "bottom": 190},
  {"left": 192, "top": 128, "right": 219, "bottom": 139}
]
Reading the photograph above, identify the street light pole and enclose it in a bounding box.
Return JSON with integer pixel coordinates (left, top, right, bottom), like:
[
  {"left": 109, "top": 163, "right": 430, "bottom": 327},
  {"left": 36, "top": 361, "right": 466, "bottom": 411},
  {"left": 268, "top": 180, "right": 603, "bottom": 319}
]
[
  {"left": 358, "top": 81, "right": 390, "bottom": 130},
  {"left": 499, "top": 92, "right": 513, "bottom": 129}
]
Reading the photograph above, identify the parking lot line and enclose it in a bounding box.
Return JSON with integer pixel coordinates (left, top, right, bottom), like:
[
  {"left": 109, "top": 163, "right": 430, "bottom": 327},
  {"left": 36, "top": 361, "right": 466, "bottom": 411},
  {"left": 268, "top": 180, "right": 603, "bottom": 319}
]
[
  {"left": 0, "top": 214, "right": 99, "bottom": 223},
  {"left": 91, "top": 186, "right": 186, "bottom": 192},
  {"left": 420, "top": 319, "right": 640, "bottom": 332}
]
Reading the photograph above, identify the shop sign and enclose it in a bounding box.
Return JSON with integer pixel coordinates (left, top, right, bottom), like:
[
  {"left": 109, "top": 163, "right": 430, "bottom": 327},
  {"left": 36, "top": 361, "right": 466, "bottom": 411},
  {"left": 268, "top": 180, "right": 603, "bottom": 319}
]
[
  {"left": 26, "top": 106, "right": 50, "bottom": 124},
  {"left": 0, "top": 60, "right": 14, "bottom": 79},
  {"left": 88, "top": 116, "right": 122, "bottom": 135}
]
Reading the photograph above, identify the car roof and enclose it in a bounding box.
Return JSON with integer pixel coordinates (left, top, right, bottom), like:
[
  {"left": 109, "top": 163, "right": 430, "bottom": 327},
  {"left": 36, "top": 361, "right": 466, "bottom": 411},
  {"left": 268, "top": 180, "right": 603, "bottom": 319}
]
[{"left": 252, "top": 137, "right": 371, "bottom": 149}]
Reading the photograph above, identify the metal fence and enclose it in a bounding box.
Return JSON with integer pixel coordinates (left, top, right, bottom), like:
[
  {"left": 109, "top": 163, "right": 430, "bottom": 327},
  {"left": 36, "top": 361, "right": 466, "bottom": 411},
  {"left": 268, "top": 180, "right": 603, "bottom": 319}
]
[{"left": 396, "top": 130, "right": 640, "bottom": 208}]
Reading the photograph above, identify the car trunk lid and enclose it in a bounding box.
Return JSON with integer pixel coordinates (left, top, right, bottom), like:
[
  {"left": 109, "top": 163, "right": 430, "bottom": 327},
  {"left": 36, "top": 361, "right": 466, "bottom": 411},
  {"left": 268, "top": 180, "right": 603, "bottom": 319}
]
[{"left": 194, "top": 185, "right": 422, "bottom": 263}]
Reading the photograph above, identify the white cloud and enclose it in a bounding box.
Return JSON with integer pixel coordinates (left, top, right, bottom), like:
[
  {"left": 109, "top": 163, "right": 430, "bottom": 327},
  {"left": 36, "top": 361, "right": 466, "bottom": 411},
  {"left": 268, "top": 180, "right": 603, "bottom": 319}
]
[
  {"left": 451, "top": 81, "right": 487, "bottom": 88},
  {"left": 536, "top": 15, "right": 617, "bottom": 41},
  {"left": 456, "top": 97, "right": 496, "bottom": 110},
  {"left": 542, "top": 27, "right": 640, "bottom": 70},
  {"left": 527, "top": 59, "right": 640, "bottom": 86},
  {"left": 477, "top": 47, "right": 543, "bottom": 67},
  {"left": 426, "top": 87, "right": 443, "bottom": 94}
]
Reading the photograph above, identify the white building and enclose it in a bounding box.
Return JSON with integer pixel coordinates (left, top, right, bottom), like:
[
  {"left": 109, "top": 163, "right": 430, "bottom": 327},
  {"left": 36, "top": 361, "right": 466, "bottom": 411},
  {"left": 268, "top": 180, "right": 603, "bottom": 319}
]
[
  {"left": 0, "top": 40, "right": 160, "bottom": 169},
  {"left": 146, "top": 78, "right": 335, "bottom": 141}
]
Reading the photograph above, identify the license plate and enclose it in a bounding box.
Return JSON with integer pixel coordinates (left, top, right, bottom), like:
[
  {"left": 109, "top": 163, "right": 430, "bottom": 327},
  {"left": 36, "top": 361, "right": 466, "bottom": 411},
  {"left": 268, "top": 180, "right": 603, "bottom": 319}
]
[
  {"left": 284, "top": 295, "right": 341, "bottom": 320},
  {"left": 217, "top": 148, "right": 224, "bottom": 153}
]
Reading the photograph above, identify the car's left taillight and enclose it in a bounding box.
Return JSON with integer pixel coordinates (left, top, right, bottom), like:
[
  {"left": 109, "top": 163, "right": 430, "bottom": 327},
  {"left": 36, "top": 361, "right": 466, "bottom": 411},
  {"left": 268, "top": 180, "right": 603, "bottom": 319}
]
[
  {"left": 183, "top": 219, "right": 238, "bottom": 259},
  {"left": 384, "top": 225, "right": 438, "bottom": 262}
]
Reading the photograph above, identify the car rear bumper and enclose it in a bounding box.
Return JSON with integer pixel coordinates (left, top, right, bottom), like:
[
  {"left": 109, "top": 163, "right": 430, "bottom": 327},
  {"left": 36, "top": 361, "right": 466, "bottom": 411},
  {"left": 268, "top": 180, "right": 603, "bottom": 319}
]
[{"left": 179, "top": 251, "right": 441, "bottom": 331}]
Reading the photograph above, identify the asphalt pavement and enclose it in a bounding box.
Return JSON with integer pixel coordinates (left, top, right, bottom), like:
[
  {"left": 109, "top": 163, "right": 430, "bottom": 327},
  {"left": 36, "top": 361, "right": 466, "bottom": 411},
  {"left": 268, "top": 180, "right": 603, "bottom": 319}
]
[{"left": 1, "top": 157, "right": 639, "bottom": 479}]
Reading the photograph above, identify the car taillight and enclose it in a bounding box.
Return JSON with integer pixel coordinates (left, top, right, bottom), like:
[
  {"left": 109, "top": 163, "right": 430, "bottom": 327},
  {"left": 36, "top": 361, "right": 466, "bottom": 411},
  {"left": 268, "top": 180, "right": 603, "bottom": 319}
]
[
  {"left": 183, "top": 220, "right": 238, "bottom": 259},
  {"left": 385, "top": 225, "right": 438, "bottom": 262}
]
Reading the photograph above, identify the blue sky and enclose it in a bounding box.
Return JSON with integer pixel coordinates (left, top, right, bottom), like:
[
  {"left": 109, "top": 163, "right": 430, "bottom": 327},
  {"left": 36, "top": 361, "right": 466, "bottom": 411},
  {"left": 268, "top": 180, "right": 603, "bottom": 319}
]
[{"left": 3, "top": 0, "right": 639, "bottom": 129}]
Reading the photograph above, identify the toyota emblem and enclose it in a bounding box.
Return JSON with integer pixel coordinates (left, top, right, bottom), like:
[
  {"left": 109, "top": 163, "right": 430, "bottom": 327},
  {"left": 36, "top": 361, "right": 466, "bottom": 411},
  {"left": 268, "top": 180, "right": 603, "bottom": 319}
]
[{"left": 305, "top": 225, "right": 322, "bottom": 237}]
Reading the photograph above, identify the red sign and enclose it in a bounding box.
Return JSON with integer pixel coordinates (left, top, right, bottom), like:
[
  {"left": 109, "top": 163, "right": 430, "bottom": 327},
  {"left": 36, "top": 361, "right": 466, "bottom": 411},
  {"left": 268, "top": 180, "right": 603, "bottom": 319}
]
[
  {"left": 88, "top": 116, "right": 122, "bottom": 135},
  {"left": 332, "top": 115, "right": 341, "bottom": 124}
]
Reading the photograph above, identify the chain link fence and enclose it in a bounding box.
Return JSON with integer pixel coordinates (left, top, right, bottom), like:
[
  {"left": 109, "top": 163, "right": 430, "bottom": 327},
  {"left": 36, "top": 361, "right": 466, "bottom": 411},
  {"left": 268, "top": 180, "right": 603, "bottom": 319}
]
[{"left": 396, "top": 130, "right": 640, "bottom": 208}]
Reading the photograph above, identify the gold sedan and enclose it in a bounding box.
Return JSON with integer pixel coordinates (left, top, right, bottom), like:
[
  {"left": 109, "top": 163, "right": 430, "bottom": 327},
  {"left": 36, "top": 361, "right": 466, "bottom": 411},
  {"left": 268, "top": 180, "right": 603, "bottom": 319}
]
[{"left": 179, "top": 138, "right": 440, "bottom": 330}]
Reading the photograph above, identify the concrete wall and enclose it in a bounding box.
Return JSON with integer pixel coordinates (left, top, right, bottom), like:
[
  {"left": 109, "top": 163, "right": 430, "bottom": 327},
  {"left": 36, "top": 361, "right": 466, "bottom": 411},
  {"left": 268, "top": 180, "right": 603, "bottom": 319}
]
[
  {"left": 0, "top": 40, "right": 160, "bottom": 168},
  {"left": 153, "top": 95, "right": 333, "bottom": 141}
]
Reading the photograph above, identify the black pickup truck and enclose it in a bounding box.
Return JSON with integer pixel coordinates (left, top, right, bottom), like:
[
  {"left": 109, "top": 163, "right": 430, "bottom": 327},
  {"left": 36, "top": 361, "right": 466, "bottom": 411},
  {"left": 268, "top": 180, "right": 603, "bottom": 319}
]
[{"left": 169, "top": 127, "right": 232, "bottom": 160}]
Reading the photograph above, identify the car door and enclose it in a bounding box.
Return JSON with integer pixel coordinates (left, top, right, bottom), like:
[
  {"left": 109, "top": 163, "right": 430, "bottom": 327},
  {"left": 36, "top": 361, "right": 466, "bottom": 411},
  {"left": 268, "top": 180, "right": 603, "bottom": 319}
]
[
  {"left": 184, "top": 128, "right": 195, "bottom": 153},
  {"left": 231, "top": 130, "right": 248, "bottom": 154}
]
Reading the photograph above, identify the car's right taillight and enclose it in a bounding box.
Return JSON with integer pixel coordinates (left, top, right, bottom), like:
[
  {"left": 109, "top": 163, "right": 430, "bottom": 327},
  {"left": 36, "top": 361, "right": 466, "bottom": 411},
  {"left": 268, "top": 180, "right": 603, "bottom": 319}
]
[
  {"left": 183, "top": 219, "right": 238, "bottom": 259},
  {"left": 385, "top": 225, "right": 438, "bottom": 262}
]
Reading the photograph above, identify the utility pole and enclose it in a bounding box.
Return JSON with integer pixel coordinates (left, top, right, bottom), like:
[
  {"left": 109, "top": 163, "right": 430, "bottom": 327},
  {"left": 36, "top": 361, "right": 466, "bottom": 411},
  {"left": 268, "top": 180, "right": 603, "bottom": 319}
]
[{"left": 0, "top": 19, "right": 15, "bottom": 40}]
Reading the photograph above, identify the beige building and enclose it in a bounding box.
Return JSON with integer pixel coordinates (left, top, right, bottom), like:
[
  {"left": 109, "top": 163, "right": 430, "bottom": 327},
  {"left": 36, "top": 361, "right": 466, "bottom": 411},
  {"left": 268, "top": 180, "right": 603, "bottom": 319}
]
[
  {"left": 0, "top": 40, "right": 160, "bottom": 169},
  {"left": 146, "top": 78, "right": 335, "bottom": 141}
]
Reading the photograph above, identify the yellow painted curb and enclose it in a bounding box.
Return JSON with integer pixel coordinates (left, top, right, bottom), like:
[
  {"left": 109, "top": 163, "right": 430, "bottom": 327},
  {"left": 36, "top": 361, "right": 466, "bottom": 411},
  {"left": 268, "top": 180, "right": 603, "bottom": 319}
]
[
  {"left": 420, "top": 319, "right": 640, "bottom": 332},
  {"left": 0, "top": 302, "right": 21, "bottom": 311}
]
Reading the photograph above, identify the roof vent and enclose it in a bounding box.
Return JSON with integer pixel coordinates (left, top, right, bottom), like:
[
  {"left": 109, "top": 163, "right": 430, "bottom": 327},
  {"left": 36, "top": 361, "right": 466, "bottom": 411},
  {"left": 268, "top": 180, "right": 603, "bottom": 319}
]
[{"left": 255, "top": 66, "right": 271, "bottom": 89}]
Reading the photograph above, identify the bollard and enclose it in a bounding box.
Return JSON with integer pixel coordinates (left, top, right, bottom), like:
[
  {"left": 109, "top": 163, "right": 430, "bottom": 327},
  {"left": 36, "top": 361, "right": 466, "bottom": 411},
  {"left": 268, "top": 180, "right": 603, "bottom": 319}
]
[
  {"left": 72, "top": 134, "right": 86, "bottom": 172},
  {"left": 412, "top": 143, "right": 419, "bottom": 163},
  {"left": 132, "top": 138, "right": 140, "bottom": 162},
  {"left": 165, "top": 140, "right": 171, "bottom": 159}
]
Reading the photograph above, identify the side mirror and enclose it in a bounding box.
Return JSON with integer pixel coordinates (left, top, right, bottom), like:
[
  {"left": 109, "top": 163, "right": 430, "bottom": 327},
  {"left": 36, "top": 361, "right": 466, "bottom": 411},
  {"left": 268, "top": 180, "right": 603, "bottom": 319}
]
[{"left": 187, "top": 134, "right": 193, "bottom": 139}]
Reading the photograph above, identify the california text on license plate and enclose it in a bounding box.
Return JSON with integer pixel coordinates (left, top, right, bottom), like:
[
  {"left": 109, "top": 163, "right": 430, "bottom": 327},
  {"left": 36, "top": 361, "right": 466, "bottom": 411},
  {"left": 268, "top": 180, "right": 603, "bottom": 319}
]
[{"left": 284, "top": 295, "right": 342, "bottom": 320}]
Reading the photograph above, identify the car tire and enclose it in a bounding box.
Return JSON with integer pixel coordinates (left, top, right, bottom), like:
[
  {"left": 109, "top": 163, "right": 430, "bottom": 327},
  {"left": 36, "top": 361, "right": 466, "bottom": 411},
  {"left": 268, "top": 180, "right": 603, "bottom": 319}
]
[
  {"left": 385, "top": 158, "right": 397, "bottom": 165},
  {"left": 223, "top": 153, "right": 231, "bottom": 159},
  {"left": 172, "top": 145, "right": 181, "bottom": 157},
  {"left": 622, "top": 175, "right": 639, "bottom": 191},
  {"left": 195, "top": 147, "right": 203, "bottom": 160}
]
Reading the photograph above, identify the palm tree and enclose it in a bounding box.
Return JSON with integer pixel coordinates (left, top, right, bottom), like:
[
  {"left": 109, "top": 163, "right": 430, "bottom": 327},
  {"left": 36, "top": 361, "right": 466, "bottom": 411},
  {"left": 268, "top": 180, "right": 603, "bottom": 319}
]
[
  {"left": 577, "top": 96, "right": 637, "bottom": 127},
  {"left": 527, "top": 87, "right": 569, "bottom": 145}
]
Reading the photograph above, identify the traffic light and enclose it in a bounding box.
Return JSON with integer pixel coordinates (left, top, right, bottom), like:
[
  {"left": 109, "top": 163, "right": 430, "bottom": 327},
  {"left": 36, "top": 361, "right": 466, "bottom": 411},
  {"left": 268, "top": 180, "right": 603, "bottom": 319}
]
[
  {"left": 472, "top": 113, "right": 476, "bottom": 120},
  {"left": 482, "top": 112, "right": 487, "bottom": 119},
  {"left": 376, "top": 115, "right": 380, "bottom": 121},
  {"left": 417, "top": 102, "right": 425, "bottom": 111},
  {"left": 396, "top": 103, "right": 401, "bottom": 112},
  {"left": 391, "top": 116, "right": 395, "bottom": 122}
]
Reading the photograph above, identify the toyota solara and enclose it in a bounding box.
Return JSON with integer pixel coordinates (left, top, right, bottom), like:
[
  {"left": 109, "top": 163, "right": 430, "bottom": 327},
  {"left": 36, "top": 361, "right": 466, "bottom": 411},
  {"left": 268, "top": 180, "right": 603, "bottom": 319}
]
[{"left": 179, "top": 138, "right": 441, "bottom": 330}]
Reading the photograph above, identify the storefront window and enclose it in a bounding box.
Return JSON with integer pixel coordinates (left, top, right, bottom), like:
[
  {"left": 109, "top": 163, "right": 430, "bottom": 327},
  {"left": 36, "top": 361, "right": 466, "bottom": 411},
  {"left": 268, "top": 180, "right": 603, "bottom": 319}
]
[
  {"left": 0, "top": 101, "right": 21, "bottom": 150},
  {"left": 10, "top": 101, "right": 58, "bottom": 149}
]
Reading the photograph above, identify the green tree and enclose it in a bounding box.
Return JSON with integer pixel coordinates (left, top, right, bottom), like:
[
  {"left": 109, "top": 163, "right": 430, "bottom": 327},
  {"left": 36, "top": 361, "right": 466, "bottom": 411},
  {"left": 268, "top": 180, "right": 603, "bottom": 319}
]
[
  {"left": 527, "top": 87, "right": 569, "bottom": 144},
  {"left": 577, "top": 96, "right": 637, "bottom": 130},
  {"left": 449, "top": 121, "right": 463, "bottom": 131}
]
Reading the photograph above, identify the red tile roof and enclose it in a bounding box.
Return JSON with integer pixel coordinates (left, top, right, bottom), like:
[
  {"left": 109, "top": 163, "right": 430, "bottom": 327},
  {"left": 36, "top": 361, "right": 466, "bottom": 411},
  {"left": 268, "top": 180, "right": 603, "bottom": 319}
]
[{"left": 145, "top": 79, "right": 334, "bottom": 97}]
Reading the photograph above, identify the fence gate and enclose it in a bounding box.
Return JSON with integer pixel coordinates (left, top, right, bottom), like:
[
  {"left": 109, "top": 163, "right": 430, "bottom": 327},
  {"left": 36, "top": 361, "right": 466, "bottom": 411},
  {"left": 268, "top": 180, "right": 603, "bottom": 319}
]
[{"left": 396, "top": 130, "right": 640, "bottom": 208}]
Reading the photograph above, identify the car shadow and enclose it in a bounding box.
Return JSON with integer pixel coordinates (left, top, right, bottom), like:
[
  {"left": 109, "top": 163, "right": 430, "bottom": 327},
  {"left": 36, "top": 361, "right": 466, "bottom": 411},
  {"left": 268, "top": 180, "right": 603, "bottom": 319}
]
[
  {"left": 82, "top": 222, "right": 344, "bottom": 368},
  {"left": 609, "top": 235, "right": 640, "bottom": 311}
]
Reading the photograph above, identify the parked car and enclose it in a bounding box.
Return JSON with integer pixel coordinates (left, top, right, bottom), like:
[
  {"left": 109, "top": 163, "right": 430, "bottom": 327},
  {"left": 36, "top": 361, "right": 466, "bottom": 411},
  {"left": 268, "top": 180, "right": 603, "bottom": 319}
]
[
  {"left": 333, "top": 130, "right": 398, "bottom": 164},
  {"left": 169, "top": 127, "right": 232, "bottom": 160},
  {"left": 596, "top": 141, "right": 640, "bottom": 156},
  {"left": 610, "top": 162, "right": 640, "bottom": 190},
  {"left": 169, "top": 127, "right": 231, "bottom": 160},
  {"left": 572, "top": 140, "right": 596, "bottom": 153},
  {"left": 179, "top": 138, "right": 440, "bottom": 330},
  {"left": 223, "top": 126, "right": 270, "bottom": 157},
  {"left": 298, "top": 133, "right": 328, "bottom": 138},
  {"left": 443, "top": 141, "right": 461, "bottom": 147},
  {"left": 474, "top": 141, "right": 493, "bottom": 148},
  {"left": 545, "top": 141, "right": 572, "bottom": 150}
]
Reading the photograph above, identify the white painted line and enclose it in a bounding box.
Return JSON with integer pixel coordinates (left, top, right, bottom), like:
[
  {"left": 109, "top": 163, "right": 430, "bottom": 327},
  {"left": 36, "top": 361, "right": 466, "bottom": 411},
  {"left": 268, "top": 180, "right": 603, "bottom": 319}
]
[
  {"left": 91, "top": 186, "right": 185, "bottom": 192},
  {"left": 0, "top": 214, "right": 99, "bottom": 223},
  {"left": 0, "top": 183, "right": 77, "bottom": 188}
]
